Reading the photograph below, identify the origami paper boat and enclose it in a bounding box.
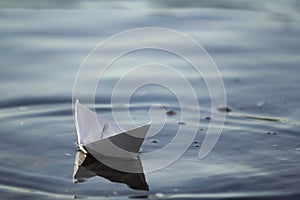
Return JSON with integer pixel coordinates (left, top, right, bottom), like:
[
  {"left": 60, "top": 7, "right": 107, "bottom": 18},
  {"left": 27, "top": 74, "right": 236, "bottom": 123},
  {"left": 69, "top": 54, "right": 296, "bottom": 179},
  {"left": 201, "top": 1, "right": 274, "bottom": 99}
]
[
  {"left": 75, "top": 100, "right": 151, "bottom": 159},
  {"left": 73, "top": 151, "right": 149, "bottom": 191}
]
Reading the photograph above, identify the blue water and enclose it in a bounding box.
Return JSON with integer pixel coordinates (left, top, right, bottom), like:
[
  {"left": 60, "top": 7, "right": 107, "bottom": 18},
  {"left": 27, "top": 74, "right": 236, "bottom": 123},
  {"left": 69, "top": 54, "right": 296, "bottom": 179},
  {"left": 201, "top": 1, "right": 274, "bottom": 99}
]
[{"left": 0, "top": 1, "right": 300, "bottom": 199}]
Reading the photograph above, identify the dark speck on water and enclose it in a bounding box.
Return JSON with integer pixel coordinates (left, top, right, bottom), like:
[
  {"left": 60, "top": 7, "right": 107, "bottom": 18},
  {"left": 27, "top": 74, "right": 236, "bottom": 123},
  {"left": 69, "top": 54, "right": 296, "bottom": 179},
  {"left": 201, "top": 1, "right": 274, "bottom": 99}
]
[
  {"left": 267, "top": 132, "right": 278, "bottom": 135},
  {"left": 205, "top": 116, "right": 211, "bottom": 120},
  {"left": 166, "top": 110, "right": 176, "bottom": 116},
  {"left": 1, "top": 0, "right": 300, "bottom": 199},
  {"left": 217, "top": 106, "right": 232, "bottom": 113}
]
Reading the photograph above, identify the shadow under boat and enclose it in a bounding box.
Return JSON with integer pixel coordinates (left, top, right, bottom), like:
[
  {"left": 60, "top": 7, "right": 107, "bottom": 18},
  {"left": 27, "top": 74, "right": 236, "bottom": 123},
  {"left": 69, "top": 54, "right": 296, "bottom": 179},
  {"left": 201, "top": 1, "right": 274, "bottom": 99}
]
[{"left": 73, "top": 151, "right": 149, "bottom": 191}]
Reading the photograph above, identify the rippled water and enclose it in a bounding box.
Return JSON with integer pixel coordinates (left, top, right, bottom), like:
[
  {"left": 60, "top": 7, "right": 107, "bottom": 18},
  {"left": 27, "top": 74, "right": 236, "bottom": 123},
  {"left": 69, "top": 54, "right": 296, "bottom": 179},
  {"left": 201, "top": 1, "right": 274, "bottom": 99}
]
[{"left": 1, "top": 1, "right": 300, "bottom": 199}]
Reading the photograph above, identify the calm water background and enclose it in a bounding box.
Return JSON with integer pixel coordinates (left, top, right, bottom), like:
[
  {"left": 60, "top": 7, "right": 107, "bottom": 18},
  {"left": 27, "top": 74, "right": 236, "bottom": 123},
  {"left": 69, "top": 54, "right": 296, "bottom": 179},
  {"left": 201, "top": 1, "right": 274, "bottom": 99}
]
[{"left": 0, "top": 0, "right": 300, "bottom": 199}]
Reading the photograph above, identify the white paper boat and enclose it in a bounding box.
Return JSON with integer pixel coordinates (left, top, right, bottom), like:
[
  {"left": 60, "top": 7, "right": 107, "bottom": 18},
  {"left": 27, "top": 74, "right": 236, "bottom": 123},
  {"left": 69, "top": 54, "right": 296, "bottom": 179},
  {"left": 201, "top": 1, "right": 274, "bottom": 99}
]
[{"left": 74, "top": 100, "right": 151, "bottom": 159}]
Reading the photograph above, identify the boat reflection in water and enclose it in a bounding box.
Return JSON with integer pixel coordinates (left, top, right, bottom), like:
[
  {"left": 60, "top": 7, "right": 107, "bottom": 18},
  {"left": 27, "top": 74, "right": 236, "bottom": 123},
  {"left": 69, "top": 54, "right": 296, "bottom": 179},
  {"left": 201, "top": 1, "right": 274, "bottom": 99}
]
[{"left": 73, "top": 151, "right": 149, "bottom": 191}]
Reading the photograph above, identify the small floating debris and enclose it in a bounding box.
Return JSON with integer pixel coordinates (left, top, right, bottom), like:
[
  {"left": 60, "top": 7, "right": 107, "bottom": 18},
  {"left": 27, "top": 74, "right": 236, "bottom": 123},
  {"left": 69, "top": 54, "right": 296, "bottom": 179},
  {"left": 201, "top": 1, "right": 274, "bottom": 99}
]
[
  {"left": 267, "top": 132, "right": 278, "bottom": 135},
  {"left": 150, "top": 139, "right": 159, "bottom": 143},
  {"left": 178, "top": 121, "right": 186, "bottom": 125},
  {"left": 272, "top": 144, "right": 278, "bottom": 148},
  {"left": 205, "top": 116, "right": 211, "bottom": 120},
  {"left": 166, "top": 110, "right": 176, "bottom": 116},
  {"left": 217, "top": 106, "right": 232, "bottom": 113},
  {"left": 244, "top": 115, "right": 281, "bottom": 122},
  {"left": 73, "top": 195, "right": 84, "bottom": 199}
]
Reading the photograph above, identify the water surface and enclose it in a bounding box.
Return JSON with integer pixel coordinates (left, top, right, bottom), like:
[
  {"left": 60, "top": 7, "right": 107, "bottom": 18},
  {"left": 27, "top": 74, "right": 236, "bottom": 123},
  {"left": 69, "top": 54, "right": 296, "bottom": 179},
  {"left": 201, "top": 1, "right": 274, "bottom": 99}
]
[{"left": 0, "top": 0, "right": 300, "bottom": 199}]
